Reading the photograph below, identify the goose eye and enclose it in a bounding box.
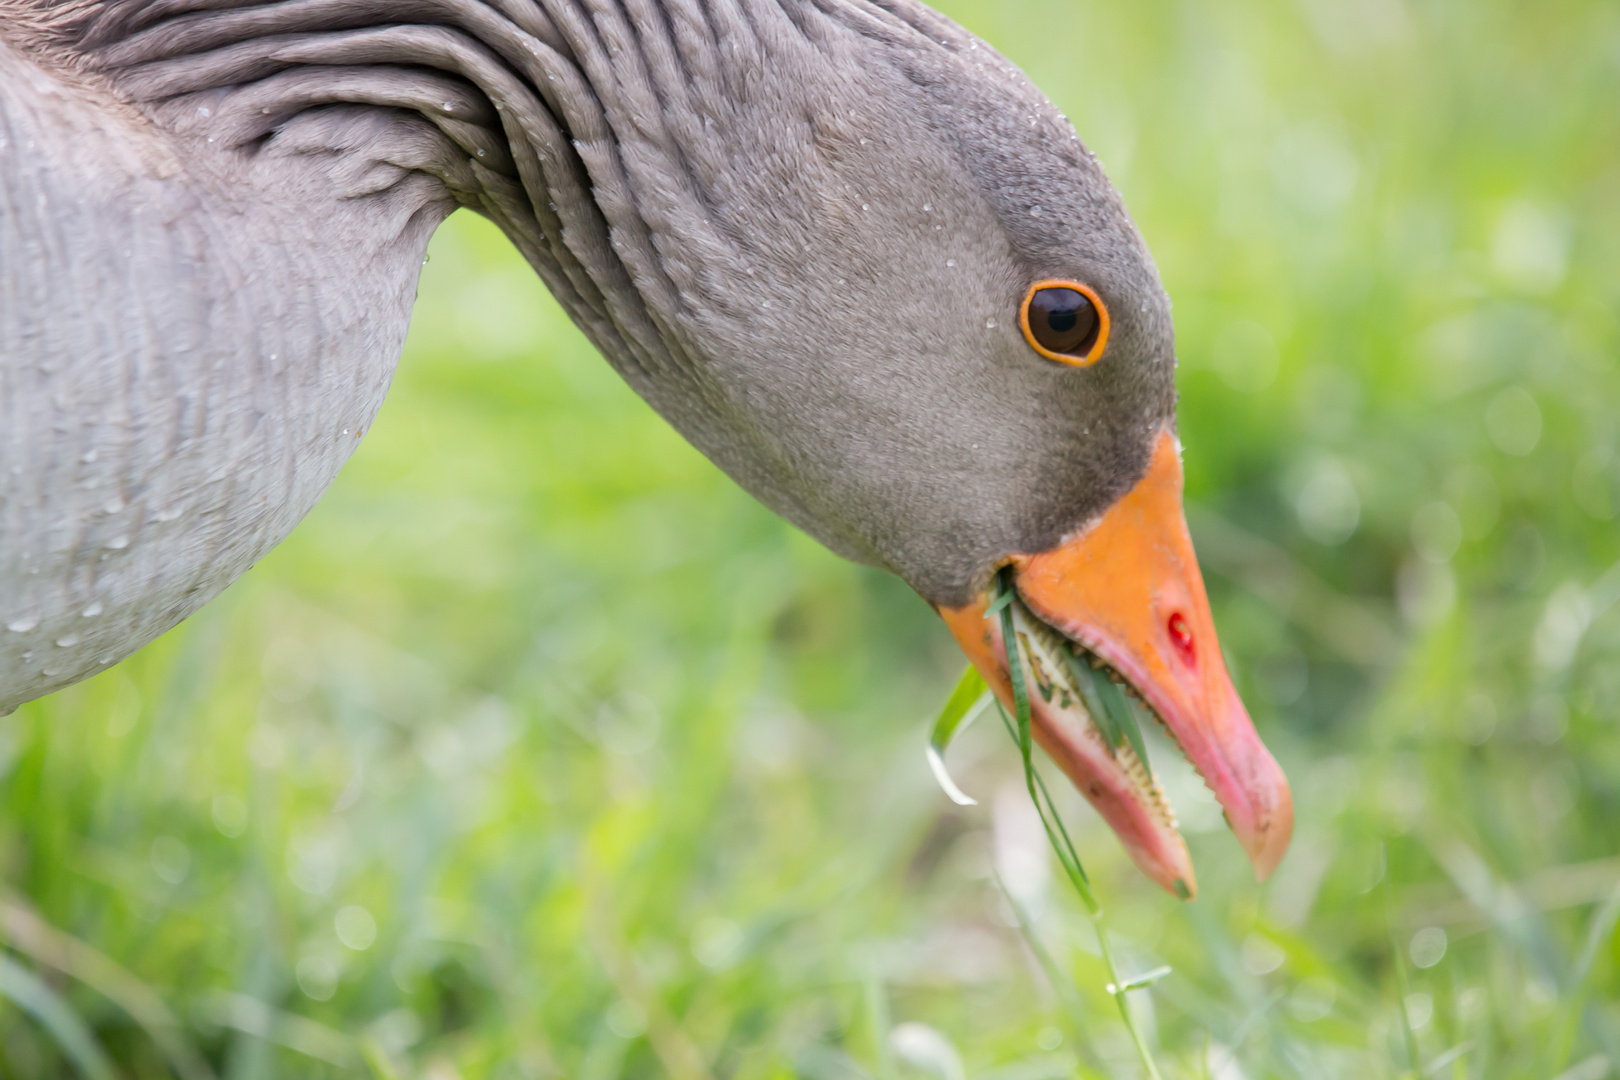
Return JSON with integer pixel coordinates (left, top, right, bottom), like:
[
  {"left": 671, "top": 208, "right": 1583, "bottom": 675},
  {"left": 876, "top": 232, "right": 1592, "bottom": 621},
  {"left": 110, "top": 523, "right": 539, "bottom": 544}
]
[{"left": 1020, "top": 280, "right": 1110, "bottom": 366}]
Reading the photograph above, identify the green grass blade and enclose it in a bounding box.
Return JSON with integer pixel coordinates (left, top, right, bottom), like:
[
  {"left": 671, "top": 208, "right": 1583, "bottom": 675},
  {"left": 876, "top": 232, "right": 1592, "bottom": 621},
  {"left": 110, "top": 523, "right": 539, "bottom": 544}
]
[
  {"left": 1028, "top": 760, "right": 1095, "bottom": 899},
  {"left": 929, "top": 665, "right": 988, "bottom": 755},
  {"left": 196, "top": 991, "right": 356, "bottom": 1068},
  {"left": 991, "top": 872, "right": 1109, "bottom": 1075},
  {"left": 1091, "top": 665, "right": 1153, "bottom": 778},
  {"left": 996, "top": 571, "right": 1033, "bottom": 769},
  {"left": 359, "top": 1037, "right": 407, "bottom": 1080},
  {"left": 1057, "top": 640, "right": 1153, "bottom": 780},
  {"left": 991, "top": 573, "right": 1162, "bottom": 1080},
  {"left": 1568, "top": 876, "right": 1620, "bottom": 1005},
  {"left": 0, "top": 953, "right": 119, "bottom": 1080},
  {"left": 990, "top": 569, "right": 1095, "bottom": 910},
  {"left": 984, "top": 588, "right": 1017, "bottom": 620},
  {"left": 863, "top": 975, "right": 898, "bottom": 1080},
  {"left": 994, "top": 704, "right": 1097, "bottom": 913},
  {"left": 1383, "top": 850, "right": 1422, "bottom": 1077},
  {"left": 1062, "top": 649, "right": 1122, "bottom": 752},
  {"left": 1551, "top": 876, "right": 1620, "bottom": 1071},
  {"left": 0, "top": 896, "right": 218, "bottom": 1080},
  {"left": 926, "top": 665, "right": 989, "bottom": 806},
  {"left": 1424, "top": 833, "right": 1567, "bottom": 989},
  {"left": 1423, "top": 1042, "right": 1473, "bottom": 1077},
  {"left": 1110, "top": 966, "right": 1173, "bottom": 994}
]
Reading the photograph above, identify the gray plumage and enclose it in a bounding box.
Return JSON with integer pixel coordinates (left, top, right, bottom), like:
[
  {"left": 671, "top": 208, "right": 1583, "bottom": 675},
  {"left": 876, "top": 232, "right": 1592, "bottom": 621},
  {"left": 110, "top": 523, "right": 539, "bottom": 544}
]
[{"left": 0, "top": 0, "right": 1175, "bottom": 714}]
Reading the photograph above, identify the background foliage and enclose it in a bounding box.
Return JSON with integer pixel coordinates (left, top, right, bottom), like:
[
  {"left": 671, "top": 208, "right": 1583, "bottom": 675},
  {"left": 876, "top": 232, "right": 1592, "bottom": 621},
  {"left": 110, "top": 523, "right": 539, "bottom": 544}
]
[{"left": 5, "top": 0, "right": 1620, "bottom": 1076}]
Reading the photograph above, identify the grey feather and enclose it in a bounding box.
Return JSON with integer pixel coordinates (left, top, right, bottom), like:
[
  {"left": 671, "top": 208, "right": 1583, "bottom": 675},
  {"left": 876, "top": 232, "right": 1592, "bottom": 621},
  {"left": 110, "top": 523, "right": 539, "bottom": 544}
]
[{"left": 0, "top": 0, "right": 1175, "bottom": 714}]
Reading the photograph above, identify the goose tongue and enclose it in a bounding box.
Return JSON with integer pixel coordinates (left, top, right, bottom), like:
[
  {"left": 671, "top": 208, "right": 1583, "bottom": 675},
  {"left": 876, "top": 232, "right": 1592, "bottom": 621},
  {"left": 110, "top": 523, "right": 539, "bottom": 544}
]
[{"left": 939, "top": 430, "right": 1293, "bottom": 897}]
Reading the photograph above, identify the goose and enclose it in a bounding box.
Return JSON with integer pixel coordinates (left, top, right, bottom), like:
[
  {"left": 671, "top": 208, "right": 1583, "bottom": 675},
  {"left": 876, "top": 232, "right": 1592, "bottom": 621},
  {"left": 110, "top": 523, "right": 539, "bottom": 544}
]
[{"left": 0, "top": 0, "right": 1292, "bottom": 895}]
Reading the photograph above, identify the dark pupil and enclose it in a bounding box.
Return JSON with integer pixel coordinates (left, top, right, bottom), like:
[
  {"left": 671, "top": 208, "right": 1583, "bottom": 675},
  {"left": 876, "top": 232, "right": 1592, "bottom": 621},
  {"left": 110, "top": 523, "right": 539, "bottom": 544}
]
[{"left": 1030, "top": 287, "right": 1099, "bottom": 357}]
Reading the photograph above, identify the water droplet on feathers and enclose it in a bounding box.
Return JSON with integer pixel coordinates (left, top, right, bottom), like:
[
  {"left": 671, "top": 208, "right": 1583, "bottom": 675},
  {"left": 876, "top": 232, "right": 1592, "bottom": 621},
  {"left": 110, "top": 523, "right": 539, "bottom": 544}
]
[
  {"left": 56, "top": 635, "right": 79, "bottom": 648},
  {"left": 6, "top": 617, "right": 39, "bottom": 633},
  {"left": 82, "top": 602, "right": 103, "bottom": 618}
]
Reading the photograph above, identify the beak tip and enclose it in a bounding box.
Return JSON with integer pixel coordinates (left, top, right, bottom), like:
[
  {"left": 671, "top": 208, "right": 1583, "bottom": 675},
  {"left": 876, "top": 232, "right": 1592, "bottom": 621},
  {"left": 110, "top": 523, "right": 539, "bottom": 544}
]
[
  {"left": 1138, "top": 841, "right": 1197, "bottom": 900},
  {"left": 1249, "top": 844, "right": 1284, "bottom": 884},
  {"left": 1243, "top": 784, "right": 1295, "bottom": 884}
]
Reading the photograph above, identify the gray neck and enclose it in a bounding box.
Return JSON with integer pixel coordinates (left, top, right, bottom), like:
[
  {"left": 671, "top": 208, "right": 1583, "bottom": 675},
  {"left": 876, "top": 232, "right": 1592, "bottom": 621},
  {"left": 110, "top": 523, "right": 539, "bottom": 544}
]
[
  {"left": 0, "top": 0, "right": 1172, "bottom": 709},
  {"left": 1, "top": 0, "right": 815, "bottom": 712}
]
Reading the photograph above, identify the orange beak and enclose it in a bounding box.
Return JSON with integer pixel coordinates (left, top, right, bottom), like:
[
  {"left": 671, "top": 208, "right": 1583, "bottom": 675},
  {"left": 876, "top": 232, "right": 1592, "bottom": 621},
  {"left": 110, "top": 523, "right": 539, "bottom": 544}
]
[{"left": 940, "top": 430, "right": 1293, "bottom": 897}]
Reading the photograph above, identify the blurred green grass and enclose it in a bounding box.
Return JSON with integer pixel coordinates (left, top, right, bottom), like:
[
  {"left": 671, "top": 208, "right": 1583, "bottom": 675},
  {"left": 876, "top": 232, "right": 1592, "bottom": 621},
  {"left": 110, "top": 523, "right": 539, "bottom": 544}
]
[{"left": 5, "top": 0, "right": 1620, "bottom": 1076}]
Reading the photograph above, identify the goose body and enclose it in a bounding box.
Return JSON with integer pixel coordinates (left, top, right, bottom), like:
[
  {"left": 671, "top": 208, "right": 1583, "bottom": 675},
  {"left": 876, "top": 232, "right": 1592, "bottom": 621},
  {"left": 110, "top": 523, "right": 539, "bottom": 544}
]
[
  {"left": 0, "top": 0, "right": 1291, "bottom": 891},
  {"left": 2, "top": 34, "right": 446, "bottom": 703}
]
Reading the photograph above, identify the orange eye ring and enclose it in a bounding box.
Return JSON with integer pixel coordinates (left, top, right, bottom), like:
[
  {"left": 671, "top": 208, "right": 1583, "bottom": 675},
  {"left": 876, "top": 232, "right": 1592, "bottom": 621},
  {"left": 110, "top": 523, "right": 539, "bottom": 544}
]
[{"left": 1020, "top": 279, "right": 1111, "bottom": 367}]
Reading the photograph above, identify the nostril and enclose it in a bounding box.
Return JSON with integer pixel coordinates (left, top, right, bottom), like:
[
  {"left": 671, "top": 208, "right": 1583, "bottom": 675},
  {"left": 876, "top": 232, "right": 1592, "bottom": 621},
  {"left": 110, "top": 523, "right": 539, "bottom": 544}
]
[{"left": 1168, "top": 612, "right": 1196, "bottom": 664}]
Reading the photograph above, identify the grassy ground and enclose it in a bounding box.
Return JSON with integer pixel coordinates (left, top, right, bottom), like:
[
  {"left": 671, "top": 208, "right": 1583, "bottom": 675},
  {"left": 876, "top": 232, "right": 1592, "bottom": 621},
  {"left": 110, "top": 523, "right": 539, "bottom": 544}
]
[{"left": 5, "top": 0, "right": 1620, "bottom": 1076}]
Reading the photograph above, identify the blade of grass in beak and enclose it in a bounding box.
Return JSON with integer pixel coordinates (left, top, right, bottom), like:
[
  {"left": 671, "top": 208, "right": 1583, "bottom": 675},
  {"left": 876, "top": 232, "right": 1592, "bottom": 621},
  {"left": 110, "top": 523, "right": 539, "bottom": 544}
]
[
  {"left": 993, "top": 570, "right": 1094, "bottom": 909},
  {"left": 1063, "top": 648, "right": 1124, "bottom": 753},
  {"left": 1089, "top": 661, "right": 1154, "bottom": 778},
  {"left": 983, "top": 586, "right": 1017, "bottom": 620},
  {"left": 996, "top": 568, "right": 1034, "bottom": 767},
  {"left": 991, "top": 871, "right": 1109, "bottom": 1075},
  {"left": 994, "top": 702, "right": 1096, "bottom": 911},
  {"left": 927, "top": 666, "right": 989, "bottom": 806},
  {"left": 999, "top": 572, "right": 1154, "bottom": 782},
  {"left": 990, "top": 568, "right": 1164, "bottom": 1080}
]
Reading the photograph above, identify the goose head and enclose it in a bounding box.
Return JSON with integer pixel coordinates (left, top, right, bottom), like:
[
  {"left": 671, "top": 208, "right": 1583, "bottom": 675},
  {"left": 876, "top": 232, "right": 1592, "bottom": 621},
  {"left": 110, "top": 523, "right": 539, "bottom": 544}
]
[
  {"left": 471, "top": 19, "right": 1291, "bottom": 896},
  {"left": 415, "top": 12, "right": 1293, "bottom": 895},
  {"left": 10, "top": 0, "right": 1292, "bottom": 894}
]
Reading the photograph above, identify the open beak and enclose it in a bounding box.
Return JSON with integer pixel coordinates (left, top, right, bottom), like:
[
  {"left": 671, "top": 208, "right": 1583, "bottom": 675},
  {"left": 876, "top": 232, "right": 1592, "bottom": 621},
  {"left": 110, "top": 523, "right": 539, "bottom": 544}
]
[{"left": 939, "top": 430, "right": 1293, "bottom": 898}]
